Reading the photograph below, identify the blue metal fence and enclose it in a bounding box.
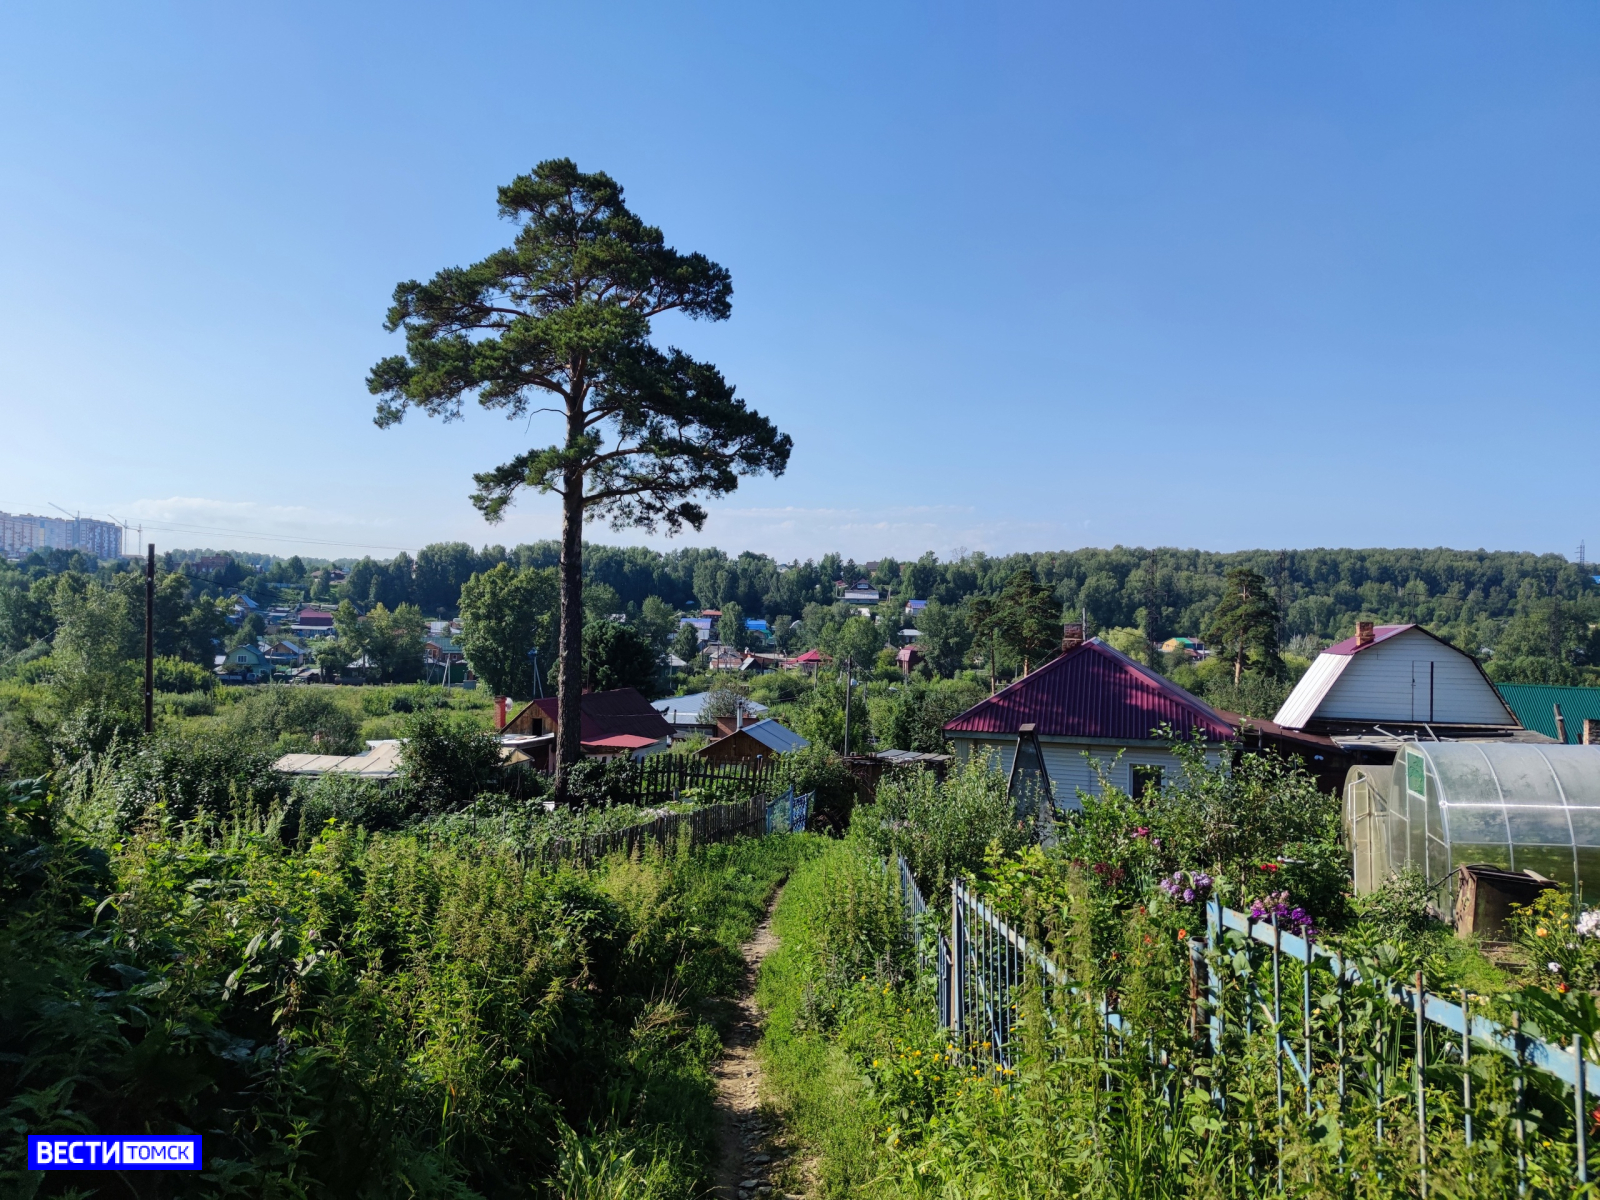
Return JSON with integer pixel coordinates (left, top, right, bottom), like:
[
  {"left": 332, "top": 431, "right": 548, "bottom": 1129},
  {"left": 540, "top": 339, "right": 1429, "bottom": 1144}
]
[
  {"left": 894, "top": 856, "right": 1599, "bottom": 1184},
  {"left": 764, "top": 788, "right": 813, "bottom": 835}
]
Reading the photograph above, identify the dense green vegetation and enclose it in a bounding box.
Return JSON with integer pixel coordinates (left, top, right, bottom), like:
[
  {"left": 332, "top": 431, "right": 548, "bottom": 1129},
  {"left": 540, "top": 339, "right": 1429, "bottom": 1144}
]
[
  {"left": 757, "top": 749, "right": 1599, "bottom": 1198},
  {"left": 3, "top": 766, "right": 821, "bottom": 1197}
]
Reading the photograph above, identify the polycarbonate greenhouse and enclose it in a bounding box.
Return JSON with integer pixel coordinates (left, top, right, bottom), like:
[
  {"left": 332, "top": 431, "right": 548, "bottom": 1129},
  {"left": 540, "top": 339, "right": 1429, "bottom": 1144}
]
[{"left": 1344, "top": 742, "right": 1600, "bottom": 905}]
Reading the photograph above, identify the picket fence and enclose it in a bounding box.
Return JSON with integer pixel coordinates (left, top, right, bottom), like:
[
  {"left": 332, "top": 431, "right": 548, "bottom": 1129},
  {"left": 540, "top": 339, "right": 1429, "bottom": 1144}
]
[
  {"left": 895, "top": 858, "right": 1599, "bottom": 1187},
  {"left": 632, "top": 755, "right": 777, "bottom": 802},
  {"left": 533, "top": 790, "right": 812, "bottom": 865}
]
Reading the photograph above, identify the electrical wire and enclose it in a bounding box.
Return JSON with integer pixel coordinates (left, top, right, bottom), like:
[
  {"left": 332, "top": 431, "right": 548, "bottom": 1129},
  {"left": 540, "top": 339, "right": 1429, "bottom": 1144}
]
[{"left": 127, "top": 519, "right": 419, "bottom": 554}]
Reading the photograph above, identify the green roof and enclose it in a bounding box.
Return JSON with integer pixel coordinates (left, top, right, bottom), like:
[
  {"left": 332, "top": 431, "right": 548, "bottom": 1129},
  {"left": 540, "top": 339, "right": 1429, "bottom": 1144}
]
[{"left": 1496, "top": 683, "right": 1600, "bottom": 743}]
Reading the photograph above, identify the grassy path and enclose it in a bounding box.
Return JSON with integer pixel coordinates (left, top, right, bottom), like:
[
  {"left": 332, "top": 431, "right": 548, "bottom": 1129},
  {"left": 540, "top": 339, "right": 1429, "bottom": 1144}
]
[{"left": 711, "top": 892, "right": 804, "bottom": 1200}]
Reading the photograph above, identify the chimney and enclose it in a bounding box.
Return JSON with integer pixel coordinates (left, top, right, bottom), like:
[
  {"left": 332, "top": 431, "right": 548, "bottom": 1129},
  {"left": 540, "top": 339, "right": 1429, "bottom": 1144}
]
[
  {"left": 1062, "top": 622, "right": 1085, "bottom": 651},
  {"left": 1584, "top": 718, "right": 1598, "bottom": 746},
  {"left": 495, "top": 695, "right": 508, "bottom": 730},
  {"left": 1355, "top": 621, "right": 1374, "bottom": 646},
  {"left": 1555, "top": 703, "right": 1568, "bottom": 744}
]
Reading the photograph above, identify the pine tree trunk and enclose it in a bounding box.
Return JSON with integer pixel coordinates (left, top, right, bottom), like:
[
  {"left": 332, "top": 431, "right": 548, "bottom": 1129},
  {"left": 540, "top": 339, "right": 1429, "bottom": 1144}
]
[{"left": 553, "top": 460, "right": 585, "bottom": 803}]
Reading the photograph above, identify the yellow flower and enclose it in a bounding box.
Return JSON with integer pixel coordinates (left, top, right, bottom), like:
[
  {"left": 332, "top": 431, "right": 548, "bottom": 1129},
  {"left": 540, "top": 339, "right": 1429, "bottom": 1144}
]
[{"left": 1537, "top": 927, "right": 1549, "bottom": 938}]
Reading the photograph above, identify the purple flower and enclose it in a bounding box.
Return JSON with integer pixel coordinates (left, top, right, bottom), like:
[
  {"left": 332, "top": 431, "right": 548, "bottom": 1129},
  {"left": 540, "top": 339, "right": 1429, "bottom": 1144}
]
[
  {"left": 1249, "top": 891, "right": 1316, "bottom": 938},
  {"left": 1159, "top": 870, "right": 1212, "bottom": 906}
]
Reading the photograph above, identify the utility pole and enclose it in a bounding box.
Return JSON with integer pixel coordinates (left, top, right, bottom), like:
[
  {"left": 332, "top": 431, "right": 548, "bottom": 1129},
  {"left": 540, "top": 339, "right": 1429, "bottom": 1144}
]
[
  {"left": 144, "top": 543, "right": 155, "bottom": 734},
  {"left": 838, "top": 662, "right": 851, "bottom": 755}
]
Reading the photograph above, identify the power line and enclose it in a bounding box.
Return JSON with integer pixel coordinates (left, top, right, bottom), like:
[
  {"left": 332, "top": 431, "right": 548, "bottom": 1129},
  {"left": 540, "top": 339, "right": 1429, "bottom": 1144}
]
[{"left": 116, "top": 517, "right": 419, "bottom": 555}]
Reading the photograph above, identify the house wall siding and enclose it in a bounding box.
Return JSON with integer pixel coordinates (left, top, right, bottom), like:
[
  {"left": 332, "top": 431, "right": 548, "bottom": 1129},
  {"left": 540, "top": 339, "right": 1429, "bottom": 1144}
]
[
  {"left": 1317, "top": 630, "right": 1509, "bottom": 724},
  {"left": 953, "top": 737, "right": 1217, "bottom": 803}
]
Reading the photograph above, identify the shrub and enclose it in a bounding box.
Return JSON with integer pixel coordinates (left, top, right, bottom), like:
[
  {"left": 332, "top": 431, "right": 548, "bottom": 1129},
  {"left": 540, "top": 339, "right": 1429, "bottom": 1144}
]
[
  {"left": 291, "top": 772, "right": 410, "bottom": 838},
  {"left": 152, "top": 654, "right": 215, "bottom": 694},
  {"left": 774, "top": 744, "right": 859, "bottom": 833},
  {"left": 223, "top": 684, "right": 362, "bottom": 754},
  {"left": 1351, "top": 865, "right": 1438, "bottom": 936},
  {"left": 563, "top": 756, "right": 645, "bottom": 807},
  {"left": 62, "top": 730, "right": 290, "bottom": 831},
  {"left": 398, "top": 708, "right": 504, "bottom": 814},
  {"left": 858, "top": 752, "right": 1024, "bottom": 898}
]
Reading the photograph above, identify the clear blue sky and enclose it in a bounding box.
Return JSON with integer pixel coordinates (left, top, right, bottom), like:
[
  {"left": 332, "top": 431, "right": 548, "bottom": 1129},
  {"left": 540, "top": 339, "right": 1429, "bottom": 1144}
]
[{"left": 2, "top": 3, "right": 1596, "bottom": 563}]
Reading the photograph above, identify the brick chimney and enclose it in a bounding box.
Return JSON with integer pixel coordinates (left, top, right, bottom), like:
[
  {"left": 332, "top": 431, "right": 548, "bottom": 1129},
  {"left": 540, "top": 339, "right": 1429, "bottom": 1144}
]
[
  {"left": 1355, "top": 621, "right": 1374, "bottom": 646},
  {"left": 1062, "top": 622, "right": 1085, "bottom": 651}
]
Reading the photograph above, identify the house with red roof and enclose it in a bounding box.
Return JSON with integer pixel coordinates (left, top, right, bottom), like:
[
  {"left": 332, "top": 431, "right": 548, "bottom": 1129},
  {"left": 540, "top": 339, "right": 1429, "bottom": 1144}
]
[
  {"left": 943, "top": 634, "right": 1341, "bottom": 804},
  {"left": 502, "top": 687, "right": 673, "bottom": 769}
]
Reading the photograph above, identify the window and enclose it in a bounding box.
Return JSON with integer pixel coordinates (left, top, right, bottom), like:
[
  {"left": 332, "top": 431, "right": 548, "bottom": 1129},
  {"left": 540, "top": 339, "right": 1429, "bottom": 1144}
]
[
  {"left": 1132, "top": 764, "right": 1164, "bottom": 797},
  {"left": 237, "top": 653, "right": 248, "bottom": 663}
]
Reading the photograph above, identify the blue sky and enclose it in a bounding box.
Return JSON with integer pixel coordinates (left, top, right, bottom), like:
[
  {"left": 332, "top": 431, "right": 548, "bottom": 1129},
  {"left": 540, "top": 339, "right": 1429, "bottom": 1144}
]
[{"left": 2, "top": 3, "right": 1596, "bottom": 563}]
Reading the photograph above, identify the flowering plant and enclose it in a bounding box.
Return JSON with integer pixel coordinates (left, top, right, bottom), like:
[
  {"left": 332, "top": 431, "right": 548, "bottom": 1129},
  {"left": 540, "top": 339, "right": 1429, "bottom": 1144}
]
[
  {"left": 1157, "top": 870, "right": 1213, "bottom": 905},
  {"left": 1249, "top": 890, "right": 1316, "bottom": 938}
]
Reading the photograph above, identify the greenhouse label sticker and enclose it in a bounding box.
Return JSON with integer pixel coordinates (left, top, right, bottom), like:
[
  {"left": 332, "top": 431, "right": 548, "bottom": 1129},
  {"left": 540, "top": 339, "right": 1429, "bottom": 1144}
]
[{"left": 29, "top": 1135, "right": 201, "bottom": 1170}]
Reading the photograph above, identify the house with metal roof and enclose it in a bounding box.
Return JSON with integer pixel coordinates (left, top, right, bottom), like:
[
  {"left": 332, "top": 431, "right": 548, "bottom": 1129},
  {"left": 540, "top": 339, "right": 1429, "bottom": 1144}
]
[
  {"left": 1273, "top": 622, "right": 1523, "bottom": 739},
  {"left": 943, "top": 634, "right": 1340, "bottom": 805},
  {"left": 1496, "top": 683, "right": 1600, "bottom": 744},
  {"left": 697, "top": 718, "right": 809, "bottom": 764},
  {"left": 503, "top": 688, "right": 673, "bottom": 768},
  {"left": 651, "top": 692, "right": 769, "bottom": 738}
]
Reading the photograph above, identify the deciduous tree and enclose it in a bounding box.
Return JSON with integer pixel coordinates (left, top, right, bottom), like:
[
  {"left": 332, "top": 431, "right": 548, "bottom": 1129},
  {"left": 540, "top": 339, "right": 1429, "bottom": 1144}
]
[
  {"left": 370, "top": 160, "right": 792, "bottom": 799},
  {"left": 458, "top": 563, "right": 558, "bottom": 697}
]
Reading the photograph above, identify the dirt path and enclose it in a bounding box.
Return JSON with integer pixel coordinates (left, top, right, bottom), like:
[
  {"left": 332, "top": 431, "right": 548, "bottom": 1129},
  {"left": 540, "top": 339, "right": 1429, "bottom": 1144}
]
[{"left": 709, "top": 896, "right": 801, "bottom": 1200}]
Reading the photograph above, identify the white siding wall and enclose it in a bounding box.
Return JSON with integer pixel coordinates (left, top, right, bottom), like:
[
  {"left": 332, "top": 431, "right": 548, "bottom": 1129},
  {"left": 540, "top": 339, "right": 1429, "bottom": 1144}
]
[
  {"left": 953, "top": 737, "right": 1216, "bottom": 804},
  {"left": 1317, "top": 630, "right": 1510, "bottom": 724}
]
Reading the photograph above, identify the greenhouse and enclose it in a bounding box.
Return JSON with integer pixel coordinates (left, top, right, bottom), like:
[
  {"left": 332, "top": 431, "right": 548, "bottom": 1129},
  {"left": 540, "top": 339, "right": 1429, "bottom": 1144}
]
[{"left": 1344, "top": 741, "right": 1600, "bottom": 907}]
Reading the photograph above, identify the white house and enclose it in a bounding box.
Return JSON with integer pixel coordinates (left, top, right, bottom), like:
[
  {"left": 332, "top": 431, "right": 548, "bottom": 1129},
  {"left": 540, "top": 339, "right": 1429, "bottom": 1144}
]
[
  {"left": 944, "top": 634, "right": 1340, "bottom": 804},
  {"left": 1273, "top": 622, "right": 1519, "bottom": 736}
]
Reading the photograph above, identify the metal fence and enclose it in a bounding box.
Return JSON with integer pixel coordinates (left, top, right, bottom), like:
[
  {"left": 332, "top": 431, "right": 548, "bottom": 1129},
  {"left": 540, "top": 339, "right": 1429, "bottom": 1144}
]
[
  {"left": 765, "top": 787, "right": 814, "bottom": 835},
  {"left": 895, "top": 858, "right": 1599, "bottom": 1185}
]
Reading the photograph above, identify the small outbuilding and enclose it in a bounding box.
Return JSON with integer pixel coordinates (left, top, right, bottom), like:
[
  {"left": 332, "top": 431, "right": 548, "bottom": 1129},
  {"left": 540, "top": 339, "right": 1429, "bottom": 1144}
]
[
  {"left": 275, "top": 739, "right": 405, "bottom": 779},
  {"left": 697, "top": 718, "right": 808, "bottom": 765}
]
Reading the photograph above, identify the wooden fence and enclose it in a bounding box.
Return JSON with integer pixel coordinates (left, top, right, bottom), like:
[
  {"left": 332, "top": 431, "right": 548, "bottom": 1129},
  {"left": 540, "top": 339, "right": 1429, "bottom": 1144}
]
[{"left": 631, "top": 754, "right": 776, "bottom": 802}]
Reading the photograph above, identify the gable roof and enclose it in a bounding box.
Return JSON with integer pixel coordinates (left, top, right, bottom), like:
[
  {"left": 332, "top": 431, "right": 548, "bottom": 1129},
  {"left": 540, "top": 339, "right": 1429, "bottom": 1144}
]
[
  {"left": 699, "top": 718, "right": 809, "bottom": 756},
  {"left": 651, "top": 692, "right": 769, "bottom": 723},
  {"left": 944, "top": 637, "right": 1236, "bottom": 743},
  {"left": 1274, "top": 623, "right": 1514, "bottom": 730},
  {"left": 506, "top": 687, "right": 672, "bottom": 743},
  {"left": 1323, "top": 623, "right": 1414, "bottom": 655}
]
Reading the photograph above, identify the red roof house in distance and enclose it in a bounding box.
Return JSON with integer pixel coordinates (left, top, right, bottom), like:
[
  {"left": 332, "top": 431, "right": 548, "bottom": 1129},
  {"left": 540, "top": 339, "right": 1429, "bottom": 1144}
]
[
  {"left": 944, "top": 633, "right": 1340, "bottom": 803},
  {"left": 503, "top": 687, "right": 673, "bottom": 769}
]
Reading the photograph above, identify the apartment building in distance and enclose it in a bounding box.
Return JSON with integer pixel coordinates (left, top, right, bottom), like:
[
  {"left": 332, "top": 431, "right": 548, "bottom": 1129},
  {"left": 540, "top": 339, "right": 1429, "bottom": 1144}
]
[{"left": 0, "top": 511, "right": 123, "bottom": 560}]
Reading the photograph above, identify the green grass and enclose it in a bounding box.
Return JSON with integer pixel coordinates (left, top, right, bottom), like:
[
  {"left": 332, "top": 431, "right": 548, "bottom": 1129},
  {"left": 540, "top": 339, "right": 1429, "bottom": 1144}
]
[
  {"left": 2, "top": 777, "right": 822, "bottom": 1200},
  {"left": 757, "top": 841, "right": 1577, "bottom": 1200}
]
